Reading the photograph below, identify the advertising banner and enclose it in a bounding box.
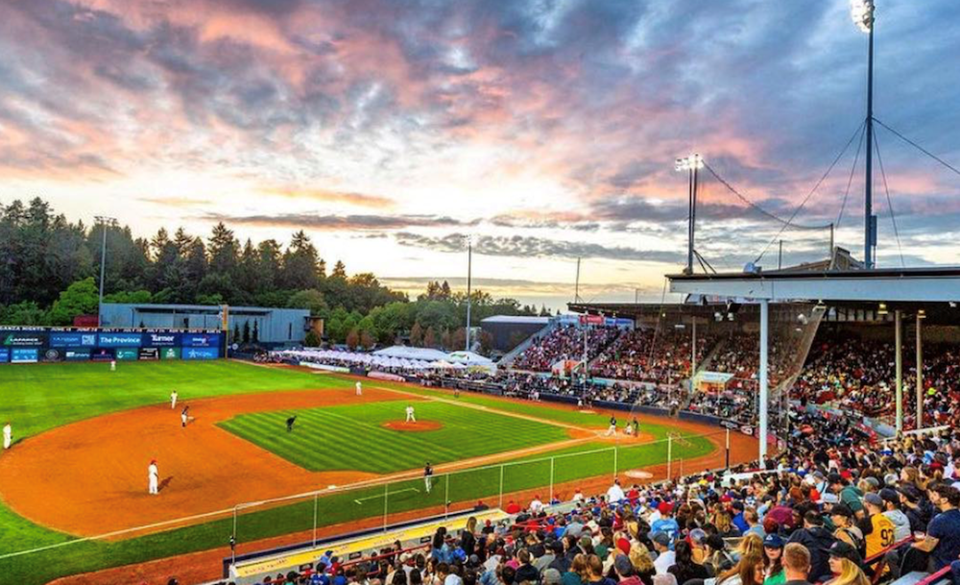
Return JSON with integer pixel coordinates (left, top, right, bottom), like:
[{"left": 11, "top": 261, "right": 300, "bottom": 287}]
[
  {"left": 143, "top": 332, "right": 180, "bottom": 347},
  {"left": 90, "top": 348, "right": 115, "bottom": 361},
  {"left": 49, "top": 333, "right": 98, "bottom": 348},
  {"left": 42, "top": 349, "right": 64, "bottom": 362},
  {"left": 0, "top": 348, "right": 8, "bottom": 363},
  {"left": 97, "top": 333, "right": 143, "bottom": 348},
  {"left": 11, "top": 348, "right": 39, "bottom": 363},
  {"left": 182, "top": 347, "right": 219, "bottom": 360},
  {"left": 161, "top": 347, "right": 181, "bottom": 360},
  {"left": 2, "top": 332, "right": 46, "bottom": 347},
  {"left": 116, "top": 348, "right": 139, "bottom": 361},
  {"left": 65, "top": 349, "right": 92, "bottom": 361},
  {"left": 138, "top": 348, "right": 160, "bottom": 361},
  {"left": 578, "top": 315, "right": 604, "bottom": 326},
  {"left": 181, "top": 333, "right": 221, "bottom": 348}
]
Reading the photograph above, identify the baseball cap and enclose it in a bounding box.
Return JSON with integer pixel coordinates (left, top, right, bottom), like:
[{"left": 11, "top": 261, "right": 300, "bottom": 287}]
[
  {"left": 689, "top": 528, "right": 707, "bottom": 545},
  {"left": 543, "top": 569, "right": 562, "bottom": 585},
  {"left": 821, "top": 493, "right": 840, "bottom": 505},
  {"left": 879, "top": 488, "right": 899, "bottom": 504},
  {"left": 703, "top": 534, "right": 725, "bottom": 551},
  {"left": 763, "top": 534, "right": 784, "bottom": 548},
  {"left": 864, "top": 477, "right": 880, "bottom": 489},
  {"left": 827, "top": 473, "right": 844, "bottom": 484},
  {"left": 652, "top": 532, "right": 671, "bottom": 547},
  {"left": 898, "top": 485, "right": 921, "bottom": 503},
  {"left": 829, "top": 541, "right": 860, "bottom": 563},
  {"left": 864, "top": 493, "right": 883, "bottom": 507},
  {"left": 614, "top": 554, "right": 634, "bottom": 576},
  {"left": 658, "top": 501, "right": 674, "bottom": 515}
]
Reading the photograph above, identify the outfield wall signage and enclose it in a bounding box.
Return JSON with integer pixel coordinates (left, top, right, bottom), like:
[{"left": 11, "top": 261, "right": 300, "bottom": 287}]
[
  {"left": 161, "top": 347, "right": 181, "bottom": 360},
  {"left": 11, "top": 348, "right": 39, "bottom": 363},
  {"left": 181, "top": 333, "right": 221, "bottom": 348},
  {"left": 97, "top": 333, "right": 143, "bottom": 348},
  {"left": 49, "top": 333, "right": 98, "bottom": 348},
  {"left": 139, "top": 348, "right": 160, "bottom": 360},
  {"left": 0, "top": 348, "right": 9, "bottom": 363},
  {"left": 2, "top": 333, "right": 46, "bottom": 346},
  {"left": 65, "top": 349, "right": 92, "bottom": 361},
  {"left": 42, "top": 349, "right": 63, "bottom": 362},
  {"left": 91, "top": 348, "right": 115, "bottom": 361},
  {"left": 144, "top": 332, "right": 180, "bottom": 347},
  {"left": 182, "top": 347, "right": 219, "bottom": 360},
  {"left": 115, "top": 348, "right": 139, "bottom": 360}
]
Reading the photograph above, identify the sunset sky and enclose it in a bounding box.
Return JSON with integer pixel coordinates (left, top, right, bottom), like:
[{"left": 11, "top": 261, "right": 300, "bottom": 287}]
[{"left": 1, "top": 0, "right": 959, "bottom": 309}]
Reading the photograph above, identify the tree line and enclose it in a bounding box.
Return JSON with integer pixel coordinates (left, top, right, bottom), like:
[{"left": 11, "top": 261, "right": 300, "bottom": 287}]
[{"left": 0, "top": 198, "right": 549, "bottom": 350}]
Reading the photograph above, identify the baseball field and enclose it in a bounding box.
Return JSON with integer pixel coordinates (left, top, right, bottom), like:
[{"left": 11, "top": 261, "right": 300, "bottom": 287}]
[{"left": 0, "top": 360, "right": 756, "bottom": 585}]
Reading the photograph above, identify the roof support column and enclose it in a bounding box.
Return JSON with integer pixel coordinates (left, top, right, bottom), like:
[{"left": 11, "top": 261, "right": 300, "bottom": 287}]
[{"left": 759, "top": 299, "right": 769, "bottom": 465}]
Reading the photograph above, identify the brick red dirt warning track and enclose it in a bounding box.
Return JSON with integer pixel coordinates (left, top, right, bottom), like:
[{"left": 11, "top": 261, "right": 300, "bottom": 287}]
[{"left": 0, "top": 387, "right": 407, "bottom": 537}]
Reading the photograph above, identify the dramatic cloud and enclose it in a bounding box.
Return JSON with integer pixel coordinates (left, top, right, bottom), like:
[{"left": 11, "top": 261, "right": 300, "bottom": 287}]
[
  {"left": 0, "top": 0, "right": 958, "bottom": 306},
  {"left": 394, "top": 232, "right": 682, "bottom": 263}
]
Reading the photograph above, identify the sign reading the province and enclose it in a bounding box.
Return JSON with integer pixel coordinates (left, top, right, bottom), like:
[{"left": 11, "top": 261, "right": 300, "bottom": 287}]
[{"left": 97, "top": 333, "right": 143, "bottom": 348}]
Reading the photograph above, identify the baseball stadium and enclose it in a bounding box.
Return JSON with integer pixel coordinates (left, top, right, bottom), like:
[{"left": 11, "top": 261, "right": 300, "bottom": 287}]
[{"left": 4, "top": 1, "right": 960, "bottom": 585}]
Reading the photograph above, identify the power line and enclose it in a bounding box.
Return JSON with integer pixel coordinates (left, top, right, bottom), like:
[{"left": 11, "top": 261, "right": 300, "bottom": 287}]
[
  {"left": 874, "top": 118, "right": 960, "bottom": 178},
  {"left": 873, "top": 131, "right": 906, "bottom": 268},
  {"left": 836, "top": 122, "right": 867, "bottom": 229},
  {"left": 755, "top": 121, "right": 866, "bottom": 263},
  {"left": 701, "top": 163, "right": 832, "bottom": 230}
]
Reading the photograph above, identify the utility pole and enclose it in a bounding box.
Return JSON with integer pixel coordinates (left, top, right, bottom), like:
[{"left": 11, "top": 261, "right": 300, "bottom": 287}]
[
  {"left": 574, "top": 257, "right": 581, "bottom": 303},
  {"left": 465, "top": 238, "right": 473, "bottom": 352},
  {"left": 95, "top": 216, "right": 118, "bottom": 328},
  {"left": 676, "top": 155, "right": 704, "bottom": 274},
  {"left": 852, "top": 0, "right": 877, "bottom": 268}
]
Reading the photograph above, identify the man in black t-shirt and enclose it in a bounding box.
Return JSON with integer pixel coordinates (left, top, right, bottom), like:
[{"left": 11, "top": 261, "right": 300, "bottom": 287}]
[{"left": 424, "top": 462, "right": 434, "bottom": 493}]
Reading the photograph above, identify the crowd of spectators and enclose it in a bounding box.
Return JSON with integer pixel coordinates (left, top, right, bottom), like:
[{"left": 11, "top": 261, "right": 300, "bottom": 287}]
[
  {"left": 512, "top": 326, "right": 622, "bottom": 373},
  {"left": 241, "top": 414, "right": 960, "bottom": 585},
  {"left": 590, "top": 330, "right": 715, "bottom": 385}
]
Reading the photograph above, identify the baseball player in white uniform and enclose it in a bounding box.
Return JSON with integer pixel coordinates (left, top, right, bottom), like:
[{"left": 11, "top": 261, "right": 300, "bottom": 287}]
[
  {"left": 110, "top": 360, "right": 116, "bottom": 372},
  {"left": 148, "top": 459, "right": 159, "bottom": 495},
  {"left": 356, "top": 381, "right": 362, "bottom": 396},
  {"left": 2, "top": 422, "right": 11, "bottom": 450},
  {"left": 170, "top": 390, "right": 178, "bottom": 410},
  {"left": 405, "top": 404, "right": 416, "bottom": 423}
]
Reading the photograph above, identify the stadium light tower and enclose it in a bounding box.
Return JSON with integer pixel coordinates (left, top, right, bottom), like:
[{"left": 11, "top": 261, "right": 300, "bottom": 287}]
[
  {"left": 95, "top": 216, "right": 118, "bottom": 328},
  {"left": 464, "top": 235, "right": 474, "bottom": 352},
  {"left": 675, "top": 154, "right": 704, "bottom": 275},
  {"left": 852, "top": 0, "right": 877, "bottom": 268}
]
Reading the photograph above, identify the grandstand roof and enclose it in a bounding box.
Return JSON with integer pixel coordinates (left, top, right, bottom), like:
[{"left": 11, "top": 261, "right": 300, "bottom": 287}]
[
  {"left": 667, "top": 266, "right": 960, "bottom": 303},
  {"left": 481, "top": 315, "right": 551, "bottom": 324}
]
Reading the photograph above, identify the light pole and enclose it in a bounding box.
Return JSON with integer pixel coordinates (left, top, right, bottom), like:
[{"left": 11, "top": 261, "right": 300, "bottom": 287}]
[
  {"left": 851, "top": 0, "right": 876, "bottom": 268},
  {"left": 95, "top": 216, "right": 118, "bottom": 328},
  {"left": 464, "top": 236, "right": 473, "bottom": 352},
  {"left": 675, "top": 154, "right": 704, "bottom": 275}
]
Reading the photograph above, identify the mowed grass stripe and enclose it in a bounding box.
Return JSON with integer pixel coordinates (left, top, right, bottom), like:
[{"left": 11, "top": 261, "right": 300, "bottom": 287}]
[{"left": 218, "top": 400, "right": 571, "bottom": 474}]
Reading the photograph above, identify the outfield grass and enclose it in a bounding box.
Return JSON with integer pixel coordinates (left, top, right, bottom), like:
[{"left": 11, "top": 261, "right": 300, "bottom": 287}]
[
  {"left": 219, "top": 401, "right": 571, "bottom": 473},
  {"left": 0, "top": 361, "right": 335, "bottom": 439},
  {"left": 0, "top": 362, "right": 722, "bottom": 585}
]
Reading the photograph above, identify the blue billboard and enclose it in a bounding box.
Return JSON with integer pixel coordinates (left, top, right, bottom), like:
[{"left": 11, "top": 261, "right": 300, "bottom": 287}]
[
  {"left": 97, "top": 333, "right": 143, "bottom": 348},
  {"left": 0, "top": 349, "right": 8, "bottom": 363},
  {"left": 65, "top": 349, "right": 92, "bottom": 361},
  {"left": 181, "top": 333, "right": 221, "bottom": 348},
  {"left": 143, "top": 332, "right": 180, "bottom": 347},
  {"left": 49, "top": 332, "right": 98, "bottom": 348},
  {"left": 182, "top": 347, "right": 220, "bottom": 360},
  {"left": 90, "top": 348, "right": 115, "bottom": 361},
  {"left": 11, "top": 348, "right": 39, "bottom": 363}
]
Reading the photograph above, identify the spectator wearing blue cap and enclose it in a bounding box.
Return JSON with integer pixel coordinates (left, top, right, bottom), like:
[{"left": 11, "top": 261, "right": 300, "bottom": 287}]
[{"left": 762, "top": 534, "right": 785, "bottom": 585}]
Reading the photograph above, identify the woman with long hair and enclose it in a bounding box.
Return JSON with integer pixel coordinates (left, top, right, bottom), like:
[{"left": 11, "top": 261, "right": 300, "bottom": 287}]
[
  {"left": 714, "top": 552, "right": 764, "bottom": 585},
  {"left": 761, "top": 536, "right": 785, "bottom": 585},
  {"left": 828, "top": 557, "right": 869, "bottom": 585},
  {"left": 714, "top": 511, "right": 741, "bottom": 538},
  {"left": 668, "top": 541, "right": 710, "bottom": 585},
  {"left": 629, "top": 544, "right": 657, "bottom": 585},
  {"left": 563, "top": 554, "right": 589, "bottom": 585},
  {"left": 736, "top": 533, "right": 763, "bottom": 560}
]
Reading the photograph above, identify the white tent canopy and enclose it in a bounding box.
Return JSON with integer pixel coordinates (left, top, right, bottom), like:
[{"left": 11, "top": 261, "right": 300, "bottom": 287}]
[
  {"left": 445, "top": 351, "right": 494, "bottom": 366},
  {"left": 373, "top": 346, "right": 450, "bottom": 362}
]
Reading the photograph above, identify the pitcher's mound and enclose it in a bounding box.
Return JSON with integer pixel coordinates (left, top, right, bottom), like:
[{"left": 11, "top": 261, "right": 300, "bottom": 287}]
[
  {"left": 381, "top": 420, "right": 443, "bottom": 432},
  {"left": 625, "top": 470, "right": 653, "bottom": 479}
]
